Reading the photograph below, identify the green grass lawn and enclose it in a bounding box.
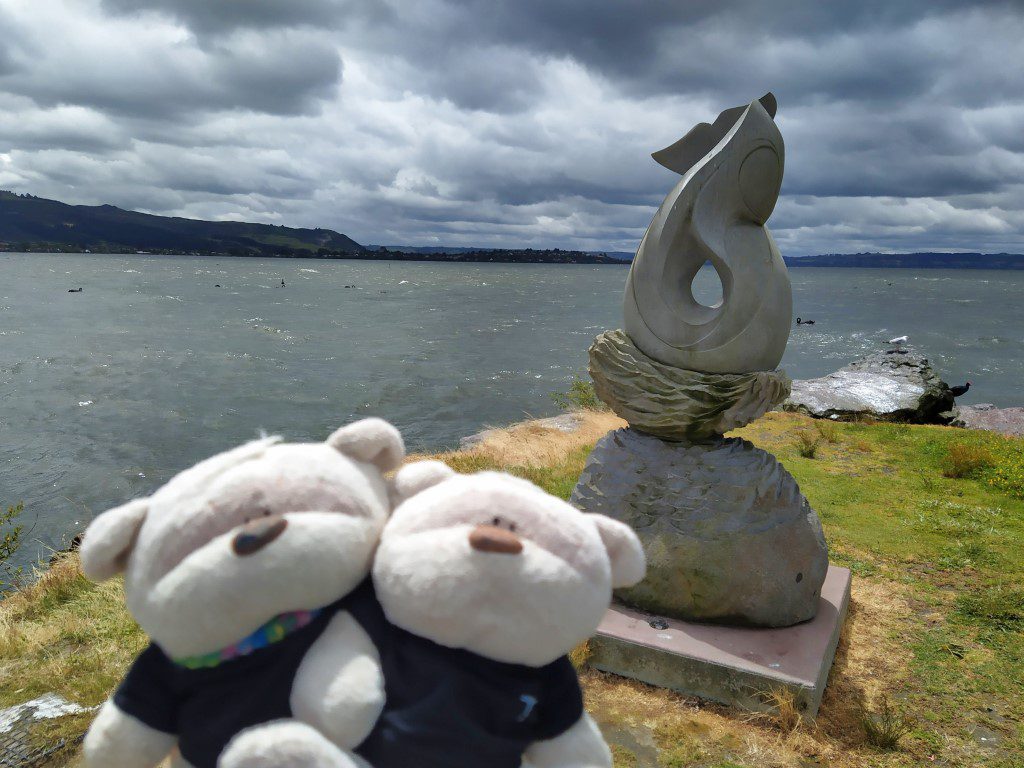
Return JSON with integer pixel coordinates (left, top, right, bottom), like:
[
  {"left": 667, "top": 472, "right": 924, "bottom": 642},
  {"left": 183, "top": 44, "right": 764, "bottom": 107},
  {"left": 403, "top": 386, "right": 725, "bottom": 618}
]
[{"left": 2, "top": 411, "right": 1022, "bottom": 767}]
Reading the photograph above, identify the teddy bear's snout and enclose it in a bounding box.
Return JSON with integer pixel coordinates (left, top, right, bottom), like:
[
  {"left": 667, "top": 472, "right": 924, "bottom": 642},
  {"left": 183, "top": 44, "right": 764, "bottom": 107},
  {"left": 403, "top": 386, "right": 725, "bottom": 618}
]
[
  {"left": 232, "top": 515, "right": 288, "bottom": 556},
  {"left": 468, "top": 525, "right": 523, "bottom": 555}
]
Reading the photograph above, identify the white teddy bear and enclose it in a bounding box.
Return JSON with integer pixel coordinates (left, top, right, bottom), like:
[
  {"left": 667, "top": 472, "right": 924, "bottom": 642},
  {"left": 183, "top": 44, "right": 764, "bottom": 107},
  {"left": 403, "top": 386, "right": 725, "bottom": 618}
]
[
  {"left": 345, "top": 461, "right": 646, "bottom": 768},
  {"left": 79, "top": 418, "right": 404, "bottom": 768}
]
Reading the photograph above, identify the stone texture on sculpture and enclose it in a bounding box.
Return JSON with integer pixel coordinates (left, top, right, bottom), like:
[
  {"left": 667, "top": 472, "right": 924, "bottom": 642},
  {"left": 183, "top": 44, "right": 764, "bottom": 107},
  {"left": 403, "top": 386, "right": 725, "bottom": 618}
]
[
  {"left": 785, "top": 349, "right": 955, "bottom": 423},
  {"left": 623, "top": 94, "right": 792, "bottom": 374},
  {"left": 571, "top": 428, "right": 828, "bottom": 627},
  {"left": 588, "top": 329, "right": 791, "bottom": 441}
]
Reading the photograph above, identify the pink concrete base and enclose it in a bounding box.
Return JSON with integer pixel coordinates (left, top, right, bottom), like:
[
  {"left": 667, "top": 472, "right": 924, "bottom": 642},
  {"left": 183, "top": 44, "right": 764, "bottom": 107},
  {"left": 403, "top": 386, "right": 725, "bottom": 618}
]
[{"left": 590, "top": 565, "right": 851, "bottom": 717}]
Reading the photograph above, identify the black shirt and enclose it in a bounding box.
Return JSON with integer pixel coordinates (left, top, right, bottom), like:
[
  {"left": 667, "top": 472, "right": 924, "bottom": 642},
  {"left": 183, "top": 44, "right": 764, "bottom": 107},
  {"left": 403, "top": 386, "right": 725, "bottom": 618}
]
[
  {"left": 113, "top": 596, "right": 347, "bottom": 768},
  {"left": 349, "top": 585, "right": 584, "bottom": 768},
  {"left": 113, "top": 580, "right": 584, "bottom": 768}
]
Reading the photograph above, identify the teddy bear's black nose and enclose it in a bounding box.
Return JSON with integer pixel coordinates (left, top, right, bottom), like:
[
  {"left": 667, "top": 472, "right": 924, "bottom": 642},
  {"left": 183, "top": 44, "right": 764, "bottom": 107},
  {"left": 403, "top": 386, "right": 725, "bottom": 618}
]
[
  {"left": 469, "top": 525, "right": 523, "bottom": 555},
  {"left": 232, "top": 515, "right": 288, "bottom": 556}
]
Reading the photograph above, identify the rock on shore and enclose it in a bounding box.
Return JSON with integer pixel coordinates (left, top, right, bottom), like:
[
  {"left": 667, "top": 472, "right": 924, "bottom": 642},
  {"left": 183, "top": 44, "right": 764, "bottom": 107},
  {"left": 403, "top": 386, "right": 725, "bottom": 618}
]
[
  {"left": 784, "top": 348, "right": 955, "bottom": 423},
  {"left": 951, "top": 404, "right": 1024, "bottom": 437}
]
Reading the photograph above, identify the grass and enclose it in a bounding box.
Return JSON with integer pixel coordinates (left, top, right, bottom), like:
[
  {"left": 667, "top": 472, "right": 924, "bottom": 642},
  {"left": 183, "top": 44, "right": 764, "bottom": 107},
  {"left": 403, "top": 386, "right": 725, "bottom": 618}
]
[
  {"left": 1, "top": 502, "right": 26, "bottom": 590},
  {"left": 551, "top": 375, "right": 609, "bottom": 412},
  {"left": 3, "top": 410, "right": 1024, "bottom": 767},
  {"left": 815, "top": 420, "right": 841, "bottom": 444},
  {"left": 861, "top": 697, "right": 912, "bottom": 751},
  {"left": 941, "top": 442, "right": 996, "bottom": 478},
  {"left": 988, "top": 438, "right": 1024, "bottom": 498},
  {"left": 795, "top": 430, "right": 822, "bottom": 458},
  {"left": 0, "top": 556, "right": 148, "bottom": 765}
]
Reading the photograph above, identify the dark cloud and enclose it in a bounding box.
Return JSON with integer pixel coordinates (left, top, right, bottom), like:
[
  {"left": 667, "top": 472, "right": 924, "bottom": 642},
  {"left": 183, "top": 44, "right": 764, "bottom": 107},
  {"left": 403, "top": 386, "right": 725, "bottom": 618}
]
[
  {"left": 100, "top": 0, "right": 393, "bottom": 35},
  {"left": 0, "top": 25, "right": 343, "bottom": 119},
  {"left": 0, "top": 0, "right": 1021, "bottom": 254}
]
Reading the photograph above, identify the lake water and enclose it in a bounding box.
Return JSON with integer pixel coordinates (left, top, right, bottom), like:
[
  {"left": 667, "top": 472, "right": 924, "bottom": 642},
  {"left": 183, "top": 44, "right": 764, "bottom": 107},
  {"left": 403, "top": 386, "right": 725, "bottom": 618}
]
[{"left": 2, "top": 252, "right": 1023, "bottom": 571}]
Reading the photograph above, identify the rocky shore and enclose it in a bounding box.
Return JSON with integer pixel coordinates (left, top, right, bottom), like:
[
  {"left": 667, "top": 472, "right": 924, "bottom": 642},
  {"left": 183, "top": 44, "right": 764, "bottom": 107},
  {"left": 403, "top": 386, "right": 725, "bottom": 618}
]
[
  {"left": 783, "top": 348, "right": 955, "bottom": 423},
  {"left": 951, "top": 404, "right": 1024, "bottom": 437},
  {"left": 782, "top": 347, "right": 1024, "bottom": 436}
]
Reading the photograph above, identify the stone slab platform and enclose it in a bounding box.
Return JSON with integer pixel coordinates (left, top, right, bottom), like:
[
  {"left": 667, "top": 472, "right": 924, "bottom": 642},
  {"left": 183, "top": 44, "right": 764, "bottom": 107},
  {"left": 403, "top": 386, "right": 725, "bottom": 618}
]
[{"left": 590, "top": 565, "right": 851, "bottom": 718}]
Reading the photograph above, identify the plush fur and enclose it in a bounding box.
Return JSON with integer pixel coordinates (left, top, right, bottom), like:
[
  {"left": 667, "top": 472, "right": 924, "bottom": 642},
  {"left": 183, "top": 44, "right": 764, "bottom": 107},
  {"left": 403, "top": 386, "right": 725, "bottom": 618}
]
[
  {"left": 523, "top": 714, "right": 613, "bottom": 767},
  {"left": 221, "top": 721, "right": 371, "bottom": 768},
  {"left": 373, "top": 465, "right": 646, "bottom": 766},
  {"left": 290, "top": 612, "right": 387, "bottom": 748},
  {"left": 83, "top": 701, "right": 178, "bottom": 768},
  {"left": 80, "top": 418, "right": 403, "bottom": 768}
]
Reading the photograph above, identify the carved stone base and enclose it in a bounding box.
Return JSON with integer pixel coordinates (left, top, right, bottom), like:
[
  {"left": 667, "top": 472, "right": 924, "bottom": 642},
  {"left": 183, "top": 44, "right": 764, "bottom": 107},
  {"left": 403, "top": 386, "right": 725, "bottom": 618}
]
[
  {"left": 588, "top": 330, "right": 790, "bottom": 441},
  {"left": 571, "top": 427, "right": 828, "bottom": 628}
]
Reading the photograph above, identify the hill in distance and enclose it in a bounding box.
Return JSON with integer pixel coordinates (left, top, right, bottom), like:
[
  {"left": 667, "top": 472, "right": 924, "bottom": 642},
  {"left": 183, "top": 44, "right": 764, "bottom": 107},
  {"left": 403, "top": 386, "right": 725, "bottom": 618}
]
[
  {"left": 0, "top": 191, "right": 364, "bottom": 257},
  {"left": 783, "top": 252, "right": 1024, "bottom": 269},
  {"left": 3, "top": 191, "right": 1021, "bottom": 267},
  {"left": 0, "top": 192, "right": 617, "bottom": 262}
]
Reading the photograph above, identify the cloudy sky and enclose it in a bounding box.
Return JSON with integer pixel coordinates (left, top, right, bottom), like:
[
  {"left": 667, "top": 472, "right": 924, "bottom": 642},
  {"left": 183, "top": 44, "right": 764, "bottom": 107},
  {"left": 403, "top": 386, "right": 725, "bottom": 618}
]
[{"left": 0, "top": 0, "right": 1022, "bottom": 255}]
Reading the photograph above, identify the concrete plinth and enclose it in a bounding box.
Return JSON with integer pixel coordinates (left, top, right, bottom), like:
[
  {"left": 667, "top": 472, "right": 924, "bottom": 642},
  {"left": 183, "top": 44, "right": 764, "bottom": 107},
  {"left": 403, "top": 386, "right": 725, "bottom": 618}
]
[{"left": 590, "top": 566, "right": 851, "bottom": 718}]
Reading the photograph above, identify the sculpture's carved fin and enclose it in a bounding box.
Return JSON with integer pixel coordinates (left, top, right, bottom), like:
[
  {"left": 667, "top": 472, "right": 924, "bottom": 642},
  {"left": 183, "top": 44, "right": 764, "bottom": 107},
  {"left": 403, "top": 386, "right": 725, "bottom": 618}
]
[{"left": 652, "top": 92, "right": 777, "bottom": 176}]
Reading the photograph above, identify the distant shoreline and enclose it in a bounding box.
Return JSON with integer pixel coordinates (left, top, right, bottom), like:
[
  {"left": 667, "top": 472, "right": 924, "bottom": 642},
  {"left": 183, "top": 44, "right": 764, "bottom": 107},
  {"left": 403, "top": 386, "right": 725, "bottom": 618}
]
[
  {"left": 5, "top": 249, "right": 1024, "bottom": 269},
  {"left": 784, "top": 252, "right": 1024, "bottom": 270},
  {"left": 1, "top": 248, "right": 627, "bottom": 265}
]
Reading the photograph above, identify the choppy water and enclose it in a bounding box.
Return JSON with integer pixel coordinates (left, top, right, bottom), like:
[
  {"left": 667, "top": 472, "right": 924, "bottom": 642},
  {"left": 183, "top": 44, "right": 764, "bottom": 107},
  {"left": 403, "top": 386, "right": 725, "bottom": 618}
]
[{"left": 1, "top": 253, "right": 1022, "bottom": 570}]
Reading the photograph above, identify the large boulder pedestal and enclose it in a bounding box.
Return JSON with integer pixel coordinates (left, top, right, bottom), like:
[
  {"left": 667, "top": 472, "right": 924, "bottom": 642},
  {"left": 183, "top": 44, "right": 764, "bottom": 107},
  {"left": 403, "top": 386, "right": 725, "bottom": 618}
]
[{"left": 574, "top": 428, "right": 828, "bottom": 627}]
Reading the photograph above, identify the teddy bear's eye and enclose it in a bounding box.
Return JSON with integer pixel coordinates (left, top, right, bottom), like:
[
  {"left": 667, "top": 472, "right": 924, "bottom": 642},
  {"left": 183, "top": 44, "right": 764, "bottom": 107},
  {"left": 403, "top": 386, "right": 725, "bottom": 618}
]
[
  {"left": 262, "top": 510, "right": 271, "bottom": 517},
  {"left": 509, "top": 523, "right": 517, "bottom": 532},
  {"left": 492, "top": 516, "right": 501, "bottom": 526},
  {"left": 243, "top": 516, "right": 251, "bottom": 524}
]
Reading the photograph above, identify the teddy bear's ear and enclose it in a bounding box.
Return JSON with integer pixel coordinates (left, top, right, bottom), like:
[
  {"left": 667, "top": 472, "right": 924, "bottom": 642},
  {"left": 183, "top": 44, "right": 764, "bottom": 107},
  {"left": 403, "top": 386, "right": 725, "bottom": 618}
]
[
  {"left": 390, "top": 460, "right": 455, "bottom": 506},
  {"left": 327, "top": 418, "right": 405, "bottom": 472},
  {"left": 79, "top": 498, "right": 149, "bottom": 582},
  {"left": 590, "top": 514, "right": 647, "bottom": 588}
]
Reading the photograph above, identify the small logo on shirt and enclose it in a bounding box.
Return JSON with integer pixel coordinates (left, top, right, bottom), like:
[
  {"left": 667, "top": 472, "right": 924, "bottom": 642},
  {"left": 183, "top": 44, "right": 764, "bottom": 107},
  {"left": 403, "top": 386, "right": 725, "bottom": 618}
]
[{"left": 516, "top": 694, "right": 538, "bottom": 722}]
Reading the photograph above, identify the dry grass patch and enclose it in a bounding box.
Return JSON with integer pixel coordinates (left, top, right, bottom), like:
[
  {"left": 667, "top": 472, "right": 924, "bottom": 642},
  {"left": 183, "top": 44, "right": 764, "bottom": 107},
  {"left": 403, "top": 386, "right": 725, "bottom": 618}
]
[
  {"left": 795, "top": 430, "right": 822, "bottom": 458},
  {"left": 860, "top": 696, "right": 913, "bottom": 751},
  {"left": 940, "top": 442, "right": 995, "bottom": 478},
  {"left": 0, "top": 554, "right": 143, "bottom": 757},
  {"left": 815, "top": 420, "right": 841, "bottom": 444},
  {"left": 415, "top": 409, "right": 625, "bottom": 469}
]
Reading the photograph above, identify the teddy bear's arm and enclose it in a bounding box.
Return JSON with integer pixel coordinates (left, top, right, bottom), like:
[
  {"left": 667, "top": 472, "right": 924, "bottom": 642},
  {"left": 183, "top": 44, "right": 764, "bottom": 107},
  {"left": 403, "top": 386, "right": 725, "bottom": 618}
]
[
  {"left": 83, "top": 699, "right": 177, "bottom": 768},
  {"left": 522, "top": 714, "right": 612, "bottom": 768},
  {"left": 290, "top": 610, "right": 386, "bottom": 749},
  {"left": 221, "top": 720, "right": 371, "bottom": 768}
]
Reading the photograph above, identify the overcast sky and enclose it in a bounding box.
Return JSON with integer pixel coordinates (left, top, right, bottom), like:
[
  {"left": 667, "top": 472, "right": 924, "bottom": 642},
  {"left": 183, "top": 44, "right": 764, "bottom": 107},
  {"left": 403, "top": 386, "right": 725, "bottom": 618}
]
[{"left": 1, "top": 0, "right": 1022, "bottom": 255}]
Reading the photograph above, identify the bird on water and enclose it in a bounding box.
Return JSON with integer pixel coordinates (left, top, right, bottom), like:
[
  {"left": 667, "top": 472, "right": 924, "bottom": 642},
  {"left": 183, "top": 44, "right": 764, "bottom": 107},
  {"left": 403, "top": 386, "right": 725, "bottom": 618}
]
[
  {"left": 796, "top": 317, "right": 815, "bottom": 325},
  {"left": 888, "top": 335, "right": 909, "bottom": 345},
  {"left": 950, "top": 382, "right": 971, "bottom": 398}
]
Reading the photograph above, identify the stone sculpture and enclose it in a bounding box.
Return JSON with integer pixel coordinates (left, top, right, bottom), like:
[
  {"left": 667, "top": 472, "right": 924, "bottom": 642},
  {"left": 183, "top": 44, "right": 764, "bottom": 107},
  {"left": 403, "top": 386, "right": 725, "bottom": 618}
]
[
  {"left": 572, "top": 94, "right": 830, "bottom": 628},
  {"left": 624, "top": 93, "right": 791, "bottom": 374}
]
